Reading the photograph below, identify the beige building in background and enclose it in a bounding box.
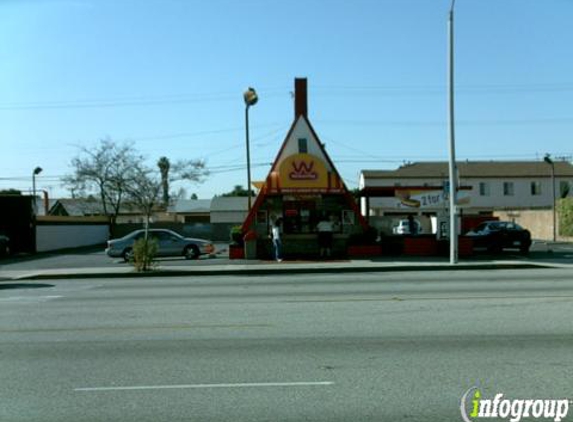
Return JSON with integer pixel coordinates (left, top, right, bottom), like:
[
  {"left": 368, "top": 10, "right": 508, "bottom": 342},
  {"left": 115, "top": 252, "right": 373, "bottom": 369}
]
[{"left": 360, "top": 161, "right": 573, "bottom": 240}]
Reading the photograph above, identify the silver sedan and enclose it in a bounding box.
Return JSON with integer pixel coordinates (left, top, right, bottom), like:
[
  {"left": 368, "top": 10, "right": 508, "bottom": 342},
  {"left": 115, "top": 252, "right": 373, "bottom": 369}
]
[{"left": 105, "top": 229, "right": 215, "bottom": 262}]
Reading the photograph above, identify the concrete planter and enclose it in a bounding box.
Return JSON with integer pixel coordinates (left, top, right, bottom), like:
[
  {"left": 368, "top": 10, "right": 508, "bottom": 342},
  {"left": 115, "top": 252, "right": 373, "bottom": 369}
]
[
  {"left": 459, "top": 236, "right": 474, "bottom": 257},
  {"left": 437, "top": 237, "right": 474, "bottom": 257},
  {"left": 347, "top": 245, "right": 382, "bottom": 257},
  {"left": 403, "top": 237, "right": 438, "bottom": 256},
  {"left": 244, "top": 239, "right": 257, "bottom": 259},
  {"left": 229, "top": 244, "right": 244, "bottom": 260}
]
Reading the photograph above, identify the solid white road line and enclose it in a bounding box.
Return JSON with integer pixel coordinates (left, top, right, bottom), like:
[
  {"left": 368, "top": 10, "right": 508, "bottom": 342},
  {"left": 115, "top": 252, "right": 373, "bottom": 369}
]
[{"left": 74, "top": 381, "right": 334, "bottom": 392}]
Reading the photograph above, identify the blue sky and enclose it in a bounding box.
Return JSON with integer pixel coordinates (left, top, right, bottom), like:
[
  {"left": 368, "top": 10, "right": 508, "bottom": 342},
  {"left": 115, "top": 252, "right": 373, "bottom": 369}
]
[{"left": 1, "top": 0, "right": 572, "bottom": 198}]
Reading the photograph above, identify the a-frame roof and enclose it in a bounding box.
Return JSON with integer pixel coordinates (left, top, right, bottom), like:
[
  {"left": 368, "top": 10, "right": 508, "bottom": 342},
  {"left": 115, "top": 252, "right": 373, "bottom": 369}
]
[
  {"left": 270, "top": 114, "right": 334, "bottom": 173},
  {"left": 265, "top": 113, "right": 344, "bottom": 192}
]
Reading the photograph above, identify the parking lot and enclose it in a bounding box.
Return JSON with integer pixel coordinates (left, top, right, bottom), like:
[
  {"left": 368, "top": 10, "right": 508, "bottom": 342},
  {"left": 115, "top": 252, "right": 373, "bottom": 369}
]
[
  {"left": 0, "top": 240, "right": 572, "bottom": 273},
  {"left": 0, "top": 243, "right": 232, "bottom": 271}
]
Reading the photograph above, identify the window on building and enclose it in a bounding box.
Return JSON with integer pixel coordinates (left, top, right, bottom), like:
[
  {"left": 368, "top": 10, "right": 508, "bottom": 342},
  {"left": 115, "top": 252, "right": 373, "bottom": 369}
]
[
  {"left": 256, "top": 210, "right": 268, "bottom": 225},
  {"left": 479, "top": 182, "right": 490, "bottom": 196},
  {"left": 530, "top": 181, "right": 542, "bottom": 196},
  {"left": 298, "top": 138, "right": 308, "bottom": 153},
  {"left": 560, "top": 181, "right": 571, "bottom": 198},
  {"left": 503, "top": 182, "right": 514, "bottom": 196}
]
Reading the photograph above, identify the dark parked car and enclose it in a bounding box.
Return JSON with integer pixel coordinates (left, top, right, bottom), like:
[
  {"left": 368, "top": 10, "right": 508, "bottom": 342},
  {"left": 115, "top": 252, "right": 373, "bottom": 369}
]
[
  {"left": 0, "top": 234, "right": 10, "bottom": 257},
  {"left": 106, "top": 229, "right": 215, "bottom": 262},
  {"left": 466, "top": 221, "right": 531, "bottom": 254}
]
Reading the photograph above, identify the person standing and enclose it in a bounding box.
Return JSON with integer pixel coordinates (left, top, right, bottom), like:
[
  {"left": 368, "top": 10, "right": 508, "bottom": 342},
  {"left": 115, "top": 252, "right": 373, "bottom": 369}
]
[
  {"left": 407, "top": 215, "right": 419, "bottom": 236},
  {"left": 317, "top": 214, "right": 334, "bottom": 258},
  {"left": 271, "top": 218, "right": 283, "bottom": 262}
]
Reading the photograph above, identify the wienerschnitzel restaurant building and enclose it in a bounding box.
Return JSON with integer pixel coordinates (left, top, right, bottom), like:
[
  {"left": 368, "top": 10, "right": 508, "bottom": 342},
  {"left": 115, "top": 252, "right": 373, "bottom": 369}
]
[{"left": 240, "top": 78, "right": 368, "bottom": 259}]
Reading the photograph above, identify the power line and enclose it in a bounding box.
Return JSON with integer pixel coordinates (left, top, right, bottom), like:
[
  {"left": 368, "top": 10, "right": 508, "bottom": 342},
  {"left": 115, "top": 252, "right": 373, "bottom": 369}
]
[
  {"left": 316, "top": 117, "right": 573, "bottom": 127},
  {"left": 322, "top": 136, "right": 389, "bottom": 161},
  {"left": 133, "top": 122, "right": 289, "bottom": 144},
  {"left": 128, "top": 123, "right": 284, "bottom": 143},
  {"left": 208, "top": 163, "right": 270, "bottom": 175},
  {"left": 2, "top": 82, "right": 573, "bottom": 111},
  {"left": 314, "top": 82, "right": 573, "bottom": 96},
  {"left": 0, "top": 89, "right": 289, "bottom": 111},
  {"left": 201, "top": 125, "right": 288, "bottom": 161}
]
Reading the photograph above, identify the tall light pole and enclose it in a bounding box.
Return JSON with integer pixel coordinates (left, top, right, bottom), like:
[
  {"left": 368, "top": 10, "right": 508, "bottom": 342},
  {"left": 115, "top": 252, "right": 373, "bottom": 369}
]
[
  {"left": 447, "top": 0, "right": 458, "bottom": 264},
  {"left": 243, "top": 87, "right": 258, "bottom": 211},
  {"left": 544, "top": 154, "right": 556, "bottom": 242},
  {"left": 32, "top": 166, "right": 43, "bottom": 213}
]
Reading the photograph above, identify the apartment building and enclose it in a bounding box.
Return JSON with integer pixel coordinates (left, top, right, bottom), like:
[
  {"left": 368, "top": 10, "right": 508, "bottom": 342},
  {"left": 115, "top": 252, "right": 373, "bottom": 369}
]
[{"left": 359, "top": 161, "right": 573, "bottom": 237}]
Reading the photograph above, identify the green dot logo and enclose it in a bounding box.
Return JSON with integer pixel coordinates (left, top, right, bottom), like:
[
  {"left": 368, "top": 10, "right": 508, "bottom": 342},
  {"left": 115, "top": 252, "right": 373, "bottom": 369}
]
[{"left": 461, "top": 387, "right": 480, "bottom": 422}]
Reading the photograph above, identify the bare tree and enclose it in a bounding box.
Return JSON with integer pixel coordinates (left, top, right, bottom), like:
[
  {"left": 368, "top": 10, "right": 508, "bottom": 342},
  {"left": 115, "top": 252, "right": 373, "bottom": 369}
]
[
  {"left": 171, "top": 159, "right": 209, "bottom": 185},
  {"left": 125, "top": 163, "right": 162, "bottom": 239},
  {"left": 65, "top": 141, "right": 209, "bottom": 238},
  {"left": 63, "top": 139, "right": 142, "bottom": 228}
]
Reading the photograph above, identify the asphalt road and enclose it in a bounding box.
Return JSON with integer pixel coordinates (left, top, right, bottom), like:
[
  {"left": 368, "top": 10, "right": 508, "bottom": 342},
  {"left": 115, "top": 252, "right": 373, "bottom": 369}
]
[{"left": 2, "top": 269, "right": 573, "bottom": 421}]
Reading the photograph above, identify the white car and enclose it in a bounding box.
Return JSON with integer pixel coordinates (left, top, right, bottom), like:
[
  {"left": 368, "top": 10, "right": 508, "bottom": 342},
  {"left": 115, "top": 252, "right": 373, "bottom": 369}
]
[
  {"left": 106, "top": 229, "right": 215, "bottom": 261},
  {"left": 392, "top": 219, "right": 422, "bottom": 235}
]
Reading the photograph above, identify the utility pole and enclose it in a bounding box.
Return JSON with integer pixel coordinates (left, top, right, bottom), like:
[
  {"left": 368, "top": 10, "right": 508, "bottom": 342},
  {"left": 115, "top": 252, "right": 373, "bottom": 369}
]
[
  {"left": 448, "top": 0, "right": 458, "bottom": 264},
  {"left": 544, "top": 154, "right": 557, "bottom": 242}
]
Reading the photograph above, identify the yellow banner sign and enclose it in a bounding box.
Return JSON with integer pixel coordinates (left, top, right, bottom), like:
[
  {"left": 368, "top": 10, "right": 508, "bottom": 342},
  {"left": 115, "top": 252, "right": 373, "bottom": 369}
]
[{"left": 278, "top": 153, "right": 330, "bottom": 190}]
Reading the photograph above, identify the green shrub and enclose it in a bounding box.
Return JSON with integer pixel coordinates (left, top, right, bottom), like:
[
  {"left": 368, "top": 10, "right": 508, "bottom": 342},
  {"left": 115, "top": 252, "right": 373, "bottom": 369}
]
[
  {"left": 230, "top": 225, "right": 244, "bottom": 246},
  {"left": 132, "top": 237, "right": 158, "bottom": 272},
  {"left": 558, "top": 198, "right": 573, "bottom": 237}
]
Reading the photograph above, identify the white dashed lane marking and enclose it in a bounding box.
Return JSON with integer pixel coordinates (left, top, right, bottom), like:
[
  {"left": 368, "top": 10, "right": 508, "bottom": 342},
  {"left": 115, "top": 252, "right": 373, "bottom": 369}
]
[
  {"left": 74, "top": 381, "right": 335, "bottom": 392},
  {"left": 0, "top": 295, "right": 62, "bottom": 304}
]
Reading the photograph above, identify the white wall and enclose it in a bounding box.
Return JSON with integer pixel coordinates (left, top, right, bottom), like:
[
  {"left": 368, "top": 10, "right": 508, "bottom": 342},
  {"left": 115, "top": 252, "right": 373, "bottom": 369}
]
[
  {"left": 210, "top": 211, "right": 248, "bottom": 224},
  {"left": 36, "top": 224, "right": 109, "bottom": 252},
  {"left": 467, "top": 177, "right": 566, "bottom": 209}
]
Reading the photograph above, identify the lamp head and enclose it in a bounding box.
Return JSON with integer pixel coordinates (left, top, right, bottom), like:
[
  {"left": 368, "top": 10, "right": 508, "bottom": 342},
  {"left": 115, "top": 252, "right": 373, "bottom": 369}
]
[
  {"left": 33, "top": 166, "right": 43, "bottom": 175},
  {"left": 543, "top": 154, "right": 553, "bottom": 165},
  {"left": 243, "top": 87, "right": 258, "bottom": 107}
]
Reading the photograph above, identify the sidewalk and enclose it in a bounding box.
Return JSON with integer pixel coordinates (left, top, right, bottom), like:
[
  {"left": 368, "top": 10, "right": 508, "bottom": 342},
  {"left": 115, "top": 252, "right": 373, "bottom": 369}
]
[{"left": 1, "top": 256, "right": 570, "bottom": 281}]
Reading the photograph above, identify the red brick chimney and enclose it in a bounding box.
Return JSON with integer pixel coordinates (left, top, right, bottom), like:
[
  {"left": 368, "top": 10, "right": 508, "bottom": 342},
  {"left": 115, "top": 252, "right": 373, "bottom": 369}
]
[
  {"left": 43, "top": 190, "right": 49, "bottom": 215},
  {"left": 294, "top": 78, "right": 308, "bottom": 119}
]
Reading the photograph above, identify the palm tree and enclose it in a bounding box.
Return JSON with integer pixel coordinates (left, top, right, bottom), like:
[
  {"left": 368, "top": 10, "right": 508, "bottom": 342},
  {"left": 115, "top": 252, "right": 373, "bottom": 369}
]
[{"left": 157, "top": 156, "right": 170, "bottom": 207}]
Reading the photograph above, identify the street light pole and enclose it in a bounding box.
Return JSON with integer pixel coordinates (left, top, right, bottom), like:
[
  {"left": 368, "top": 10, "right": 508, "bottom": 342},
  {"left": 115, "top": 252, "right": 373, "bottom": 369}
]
[
  {"left": 544, "top": 154, "right": 556, "bottom": 242},
  {"left": 245, "top": 106, "right": 252, "bottom": 211},
  {"left": 243, "top": 87, "right": 258, "bottom": 211},
  {"left": 448, "top": 0, "right": 458, "bottom": 264}
]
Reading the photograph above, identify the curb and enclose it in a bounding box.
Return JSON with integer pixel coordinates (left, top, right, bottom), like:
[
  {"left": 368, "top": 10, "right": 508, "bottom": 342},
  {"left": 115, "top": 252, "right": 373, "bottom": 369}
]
[{"left": 2, "top": 262, "right": 556, "bottom": 281}]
